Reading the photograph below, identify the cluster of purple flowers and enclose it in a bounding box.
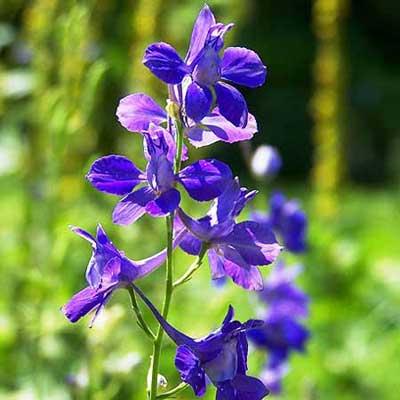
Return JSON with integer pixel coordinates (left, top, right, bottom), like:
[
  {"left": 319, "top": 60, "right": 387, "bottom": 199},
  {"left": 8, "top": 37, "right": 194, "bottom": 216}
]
[
  {"left": 244, "top": 145, "right": 310, "bottom": 393},
  {"left": 248, "top": 262, "right": 310, "bottom": 393},
  {"left": 62, "top": 5, "right": 310, "bottom": 399}
]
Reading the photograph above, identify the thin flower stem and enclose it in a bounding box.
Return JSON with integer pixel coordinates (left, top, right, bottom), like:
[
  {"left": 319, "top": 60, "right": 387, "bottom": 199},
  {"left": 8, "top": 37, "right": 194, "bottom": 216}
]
[
  {"left": 174, "top": 117, "right": 184, "bottom": 173},
  {"left": 148, "top": 105, "right": 184, "bottom": 400},
  {"left": 156, "top": 382, "right": 189, "bottom": 399},
  {"left": 127, "top": 285, "right": 155, "bottom": 340},
  {"left": 173, "top": 245, "right": 207, "bottom": 288},
  {"left": 148, "top": 214, "right": 175, "bottom": 400}
]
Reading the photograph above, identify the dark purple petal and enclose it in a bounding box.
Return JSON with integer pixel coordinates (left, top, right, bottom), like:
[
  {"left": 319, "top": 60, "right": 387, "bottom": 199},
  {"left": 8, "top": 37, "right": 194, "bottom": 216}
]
[
  {"left": 86, "top": 155, "right": 144, "bottom": 195},
  {"left": 231, "top": 374, "right": 270, "bottom": 400},
  {"left": 216, "top": 382, "right": 235, "bottom": 400},
  {"left": 223, "top": 221, "right": 282, "bottom": 266},
  {"left": 215, "top": 82, "right": 248, "bottom": 128},
  {"left": 145, "top": 188, "right": 181, "bottom": 217},
  {"left": 236, "top": 332, "right": 248, "bottom": 374},
  {"left": 179, "top": 231, "right": 202, "bottom": 255},
  {"left": 116, "top": 93, "right": 166, "bottom": 132},
  {"left": 62, "top": 283, "right": 116, "bottom": 324},
  {"left": 112, "top": 186, "right": 155, "bottom": 225},
  {"left": 221, "top": 47, "right": 267, "bottom": 88},
  {"left": 184, "top": 81, "right": 213, "bottom": 122},
  {"left": 143, "top": 42, "right": 188, "bottom": 84},
  {"left": 187, "top": 109, "right": 257, "bottom": 147},
  {"left": 185, "top": 4, "right": 216, "bottom": 65},
  {"left": 175, "top": 345, "right": 207, "bottom": 396},
  {"left": 178, "top": 159, "right": 232, "bottom": 201}
]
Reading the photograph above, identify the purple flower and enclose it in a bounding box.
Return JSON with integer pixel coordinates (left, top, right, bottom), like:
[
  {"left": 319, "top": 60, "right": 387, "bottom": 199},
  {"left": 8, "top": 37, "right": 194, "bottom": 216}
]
[
  {"left": 248, "top": 262, "right": 310, "bottom": 393},
  {"left": 251, "top": 145, "right": 282, "bottom": 178},
  {"left": 177, "top": 179, "right": 282, "bottom": 290},
  {"left": 116, "top": 92, "right": 258, "bottom": 148},
  {"left": 61, "top": 225, "right": 170, "bottom": 326},
  {"left": 252, "top": 192, "right": 308, "bottom": 253},
  {"left": 143, "top": 5, "right": 267, "bottom": 127},
  {"left": 131, "top": 284, "right": 270, "bottom": 399},
  {"left": 87, "top": 125, "right": 232, "bottom": 225}
]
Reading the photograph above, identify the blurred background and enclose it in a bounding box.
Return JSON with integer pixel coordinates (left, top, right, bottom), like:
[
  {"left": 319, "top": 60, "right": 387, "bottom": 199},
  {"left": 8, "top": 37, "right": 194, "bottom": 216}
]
[{"left": 0, "top": 0, "right": 399, "bottom": 399}]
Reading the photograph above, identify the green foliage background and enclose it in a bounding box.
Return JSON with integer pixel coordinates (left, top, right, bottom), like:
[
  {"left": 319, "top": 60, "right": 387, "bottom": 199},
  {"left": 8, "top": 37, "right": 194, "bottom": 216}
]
[{"left": 0, "top": 0, "right": 399, "bottom": 399}]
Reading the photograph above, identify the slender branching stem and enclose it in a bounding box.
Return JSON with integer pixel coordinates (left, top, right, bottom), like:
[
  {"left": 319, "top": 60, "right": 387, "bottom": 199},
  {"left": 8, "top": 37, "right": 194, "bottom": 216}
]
[
  {"left": 127, "top": 285, "right": 155, "bottom": 340},
  {"left": 173, "top": 245, "right": 207, "bottom": 288}
]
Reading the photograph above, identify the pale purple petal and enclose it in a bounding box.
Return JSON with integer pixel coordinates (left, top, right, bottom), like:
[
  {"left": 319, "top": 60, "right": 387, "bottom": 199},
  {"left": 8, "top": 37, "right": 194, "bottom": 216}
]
[
  {"left": 112, "top": 186, "right": 155, "bottom": 225},
  {"left": 185, "top": 81, "right": 213, "bottom": 122},
  {"left": 116, "top": 93, "right": 166, "bottom": 132},
  {"left": 219, "top": 245, "right": 264, "bottom": 290},
  {"left": 187, "top": 110, "right": 257, "bottom": 147},
  {"left": 221, "top": 47, "right": 267, "bottom": 88},
  {"left": 178, "top": 159, "right": 232, "bottom": 201},
  {"left": 185, "top": 4, "right": 216, "bottom": 66},
  {"left": 70, "top": 226, "right": 96, "bottom": 246},
  {"left": 215, "top": 82, "right": 248, "bottom": 127},
  {"left": 145, "top": 188, "right": 181, "bottom": 217},
  {"left": 208, "top": 248, "right": 226, "bottom": 279},
  {"left": 222, "top": 221, "right": 282, "bottom": 266},
  {"left": 143, "top": 42, "right": 188, "bottom": 84},
  {"left": 87, "top": 155, "right": 144, "bottom": 195}
]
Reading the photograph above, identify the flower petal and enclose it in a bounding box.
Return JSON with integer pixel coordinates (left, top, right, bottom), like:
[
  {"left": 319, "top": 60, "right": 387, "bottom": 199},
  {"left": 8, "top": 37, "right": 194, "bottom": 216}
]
[
  {"left": 223, "top": 221, "right": 282, "bottom": 266},
  {"left": 220, "top": 245, "right": 264, "bottom": 290},
  {"left": 116, "top": 93, "right": 166, "bottom": 132},
  {"left": 178, "top": 159, "right": 232, "bottom": 201},
  {"left": 87, "top": 155, "right": 144, "bottom": 195},
  {"left": 179, "top": 231, "right": 202, "bottom": 255},
  {"left": 221, "top": 47, "right": 267, "bottom": 88},
  {"left": 185, "top": 4, "right": 216, "bottom": 66},
  {"left": 143, "top": 42, "right": 188, "bottom": 84},
  {"left": 175, "top": 345, "right": 207, "bottom": 396},
  {"left": 145, "top": 188, "right": 181, "bottom": 217},
  {"left": 215, "top": 82, "right": 248, "bottom": 127},
  {"left": 185, "top": 81, "right": 213, "bottom": 122},
  {"left": 112, "top": 186, "right": 155, "bottom": 225},
  {"left": 231, "top": 374, "right": 270, "bottom": 400},
  {"left": 62, "top": 284, "right": 116, "bottom": 324},
  {"left": 187, "top": 109, "right": 257, "bottom": 147}
]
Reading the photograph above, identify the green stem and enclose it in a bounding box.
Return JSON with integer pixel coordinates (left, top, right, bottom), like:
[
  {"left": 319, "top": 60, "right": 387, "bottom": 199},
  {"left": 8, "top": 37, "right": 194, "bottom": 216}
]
[
  {"left": 127, "top": 285, "right": 155, "bottom": 340},
  {"left": 156, "top": 382, "right": 189, "bottom": 399},
  {"left": 174, "top": 117, "right": 184, "bottom": 173},
  {"left": 173, "top": 245, "right": 207, "bottom": 288},
  {"left": 148, "top": 214, "right": 175, "bottom": 400}
]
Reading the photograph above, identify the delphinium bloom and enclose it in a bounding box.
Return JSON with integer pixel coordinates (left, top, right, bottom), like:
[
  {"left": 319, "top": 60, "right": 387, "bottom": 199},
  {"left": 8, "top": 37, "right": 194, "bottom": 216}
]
[
  {"left": 131, "top": 283, "right": 270, "bottom": 399},
  {"left": 116, "top": 92, "right": 259, "bottom": 148},
  {"left": 62, "top": 225, "right": 173, "bottom": 325},
  {"left": 87, "top": 125, "right": 232, "bottom": 225},
  {"left": 247, "top": 262, "right": 309, "bottom": 393},
  {"left": 251, "top": 145, "right": 282, "bottom": 179},
  {"left": 252, "top": 192, "right": 307, "bottom": 253},
  {"left": 143, "top": 5, "right": 267, "bottom": 127},
  {"left": 176, "top": 178, "right": 282, "bottom": 290}
]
